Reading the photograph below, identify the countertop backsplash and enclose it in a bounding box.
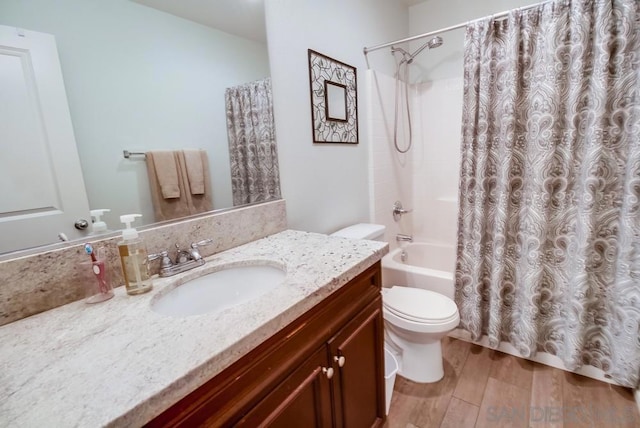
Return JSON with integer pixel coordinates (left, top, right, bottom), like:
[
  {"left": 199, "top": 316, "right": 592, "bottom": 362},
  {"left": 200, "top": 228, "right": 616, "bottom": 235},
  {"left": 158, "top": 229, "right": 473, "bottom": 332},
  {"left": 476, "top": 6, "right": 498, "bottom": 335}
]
[{"left": 0, "top": 200, "right": 287, "bottom": 326}]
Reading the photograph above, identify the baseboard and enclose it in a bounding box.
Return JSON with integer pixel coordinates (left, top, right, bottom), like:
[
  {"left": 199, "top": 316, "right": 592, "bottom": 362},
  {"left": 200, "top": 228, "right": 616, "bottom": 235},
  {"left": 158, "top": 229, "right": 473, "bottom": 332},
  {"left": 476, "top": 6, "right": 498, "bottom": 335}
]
[{"left": 449, "top": 329, "right": 620, "bottom": 386}]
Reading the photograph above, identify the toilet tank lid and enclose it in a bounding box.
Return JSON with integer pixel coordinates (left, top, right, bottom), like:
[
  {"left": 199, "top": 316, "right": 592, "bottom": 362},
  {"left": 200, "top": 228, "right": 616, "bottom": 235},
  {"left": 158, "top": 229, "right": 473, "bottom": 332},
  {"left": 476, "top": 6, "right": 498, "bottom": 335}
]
[{"left": 331, "top": 223, "right": 385, "bottom": 240}]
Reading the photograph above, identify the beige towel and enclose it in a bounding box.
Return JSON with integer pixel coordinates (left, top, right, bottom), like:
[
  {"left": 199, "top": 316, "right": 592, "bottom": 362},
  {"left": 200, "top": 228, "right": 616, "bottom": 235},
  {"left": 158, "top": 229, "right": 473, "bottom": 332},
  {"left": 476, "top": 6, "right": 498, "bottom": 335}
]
[
  {"left": 146, "top": 149, "right": 213, "bottom": 222},
  {"left": 146, "top": 151, "right": 190, "bottom": 221},
  {"left": 182, "top": 149, "right": 205, "bottom": 195},
  {"left": 176, "top": 151, "right": 213, "bottom": 215},
  {"left": 148, "top": 151, "right": 180, "bottom": 199}
]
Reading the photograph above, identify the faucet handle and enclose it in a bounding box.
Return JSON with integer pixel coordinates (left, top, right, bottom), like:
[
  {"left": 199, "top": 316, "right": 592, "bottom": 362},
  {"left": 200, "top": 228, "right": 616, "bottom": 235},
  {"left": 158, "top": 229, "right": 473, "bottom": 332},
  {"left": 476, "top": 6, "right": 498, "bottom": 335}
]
[
  {"left": 191, "top": 239, "right": 214, "bottom": 248},
  {"left": 148, "top": 250, "right": 173, "bottom": 269},
  {"left": 148, "top": 250, "right": 167, "bottom": 261},
  {"left": 392, "top": 201, "right": 413, "bottom": 221},
  {"left": 189, "top": 239, "right": 214, "bottom": 261}
]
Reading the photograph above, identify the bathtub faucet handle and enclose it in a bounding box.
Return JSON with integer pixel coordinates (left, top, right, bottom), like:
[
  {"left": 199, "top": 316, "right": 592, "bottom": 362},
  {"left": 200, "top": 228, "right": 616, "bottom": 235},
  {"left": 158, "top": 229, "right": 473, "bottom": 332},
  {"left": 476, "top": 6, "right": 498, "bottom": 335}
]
[{"left": 392, "top": 201, "right": 413, "bottom": 221}]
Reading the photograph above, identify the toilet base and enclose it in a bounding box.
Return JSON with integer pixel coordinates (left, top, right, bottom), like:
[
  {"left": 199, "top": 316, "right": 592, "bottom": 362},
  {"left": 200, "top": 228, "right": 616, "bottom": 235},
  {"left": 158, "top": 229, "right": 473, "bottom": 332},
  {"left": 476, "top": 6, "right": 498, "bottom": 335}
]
[
  {"left": 398, "top": 339, "right": 444, "bottom": 383},
  {"left": 385, "top": 325, "right": 445, "bottom": 383}
]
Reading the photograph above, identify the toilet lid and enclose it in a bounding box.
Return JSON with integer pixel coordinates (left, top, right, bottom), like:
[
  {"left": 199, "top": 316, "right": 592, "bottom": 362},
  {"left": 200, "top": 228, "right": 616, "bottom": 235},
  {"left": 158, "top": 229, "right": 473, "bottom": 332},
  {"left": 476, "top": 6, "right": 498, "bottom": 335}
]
[{"left": 383, "top": 286, "right": 458, "bottom": 323}]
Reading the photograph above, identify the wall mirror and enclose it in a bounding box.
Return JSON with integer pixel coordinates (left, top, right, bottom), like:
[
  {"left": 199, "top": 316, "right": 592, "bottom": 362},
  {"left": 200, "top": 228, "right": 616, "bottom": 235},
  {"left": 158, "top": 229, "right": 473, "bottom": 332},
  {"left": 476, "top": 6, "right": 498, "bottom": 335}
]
[
  {"left": 0, "top": 0, "right": 281, "bottom": 255},
  {"left": 308, "top": 49, "right": 358, "bottom": 144},
  {"left": 325, "top": 81, "right": 348, "bottom": 121}
]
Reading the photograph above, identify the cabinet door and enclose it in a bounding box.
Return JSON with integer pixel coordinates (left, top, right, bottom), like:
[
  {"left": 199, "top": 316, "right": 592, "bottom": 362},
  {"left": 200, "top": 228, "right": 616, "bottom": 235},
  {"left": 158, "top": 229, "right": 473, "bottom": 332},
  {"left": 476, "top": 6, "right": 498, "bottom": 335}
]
[
  {"left": 236, "top": 346, "right": 333, "bottom": 427},
  {"left": 329, "top": 297, "right": 385, "bottom": 428}
]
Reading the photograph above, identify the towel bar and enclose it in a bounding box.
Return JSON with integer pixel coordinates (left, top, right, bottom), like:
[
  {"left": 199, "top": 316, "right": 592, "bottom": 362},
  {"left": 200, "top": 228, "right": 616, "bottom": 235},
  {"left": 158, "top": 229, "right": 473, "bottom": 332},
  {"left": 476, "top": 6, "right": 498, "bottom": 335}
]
[{"left": 123, "top": 150, "right": 146, "bottom": 159}]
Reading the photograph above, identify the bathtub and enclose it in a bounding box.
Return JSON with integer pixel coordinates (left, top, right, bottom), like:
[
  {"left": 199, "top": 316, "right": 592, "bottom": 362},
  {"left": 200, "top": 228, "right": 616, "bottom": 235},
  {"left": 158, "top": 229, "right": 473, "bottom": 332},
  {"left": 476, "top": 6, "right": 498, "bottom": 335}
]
[{"left": 381, "top": 243, "right": 455, "bottom": 300}]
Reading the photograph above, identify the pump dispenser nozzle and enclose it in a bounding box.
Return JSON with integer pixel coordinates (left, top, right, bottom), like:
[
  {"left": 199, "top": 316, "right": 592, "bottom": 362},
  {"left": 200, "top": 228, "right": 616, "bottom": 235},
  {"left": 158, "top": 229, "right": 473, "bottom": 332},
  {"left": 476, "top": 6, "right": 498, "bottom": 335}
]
[
  {"left": 120, "top": 214, "right": 142, "bottom": 241},
  {"left": 90, "top": 209, "right": 111, "bottom": 233}
]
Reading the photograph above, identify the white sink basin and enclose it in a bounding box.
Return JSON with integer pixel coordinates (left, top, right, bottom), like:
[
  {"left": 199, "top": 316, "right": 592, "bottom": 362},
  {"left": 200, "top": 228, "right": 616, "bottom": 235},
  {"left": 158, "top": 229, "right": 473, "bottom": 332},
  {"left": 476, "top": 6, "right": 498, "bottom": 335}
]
[{"left": 151, "top": 263, "right": 286, "bottom": 317}]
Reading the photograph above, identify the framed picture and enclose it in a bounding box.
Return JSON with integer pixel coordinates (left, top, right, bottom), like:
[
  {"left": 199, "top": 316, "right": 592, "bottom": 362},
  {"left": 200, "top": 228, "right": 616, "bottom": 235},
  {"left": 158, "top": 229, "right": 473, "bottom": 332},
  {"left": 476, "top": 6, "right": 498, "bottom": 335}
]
[{"left": 308, "top": 49, "right": 358, "bottom": 144}]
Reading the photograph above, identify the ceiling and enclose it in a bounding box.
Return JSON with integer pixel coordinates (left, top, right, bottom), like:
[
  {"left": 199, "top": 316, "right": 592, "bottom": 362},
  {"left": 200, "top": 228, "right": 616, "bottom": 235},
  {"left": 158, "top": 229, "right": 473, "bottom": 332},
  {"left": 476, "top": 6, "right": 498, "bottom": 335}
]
[
  {"left": 132, "top": 0, "right": 267, "bottom": 43},
  {"left": 132, "top": 0, "right": 425, "bottom": 45}
]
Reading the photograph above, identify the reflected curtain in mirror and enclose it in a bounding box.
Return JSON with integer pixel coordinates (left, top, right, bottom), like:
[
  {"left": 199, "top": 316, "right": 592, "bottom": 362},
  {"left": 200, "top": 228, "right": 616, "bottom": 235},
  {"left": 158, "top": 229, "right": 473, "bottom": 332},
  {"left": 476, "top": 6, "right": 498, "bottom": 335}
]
[{"left": 225, "top": 78, "right": 281, "bottom": 206}]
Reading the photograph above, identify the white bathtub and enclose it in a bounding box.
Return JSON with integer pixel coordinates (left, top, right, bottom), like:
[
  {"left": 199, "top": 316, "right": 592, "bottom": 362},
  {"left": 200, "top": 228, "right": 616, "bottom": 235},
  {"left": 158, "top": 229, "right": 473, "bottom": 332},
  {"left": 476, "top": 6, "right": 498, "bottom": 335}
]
[{"left": 381, "top": 243, "right": 455, "bottom": 300}]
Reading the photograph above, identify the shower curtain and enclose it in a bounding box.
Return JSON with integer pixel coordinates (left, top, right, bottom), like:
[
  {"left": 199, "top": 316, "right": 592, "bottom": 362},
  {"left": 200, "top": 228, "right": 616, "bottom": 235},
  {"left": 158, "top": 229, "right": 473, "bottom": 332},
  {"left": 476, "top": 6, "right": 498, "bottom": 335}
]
[
  {"left": 456, "top": 0, "right": 640, "bottom": 387},
  {"left": 225, "top": 78, "right": 281, "bottom": 206}
]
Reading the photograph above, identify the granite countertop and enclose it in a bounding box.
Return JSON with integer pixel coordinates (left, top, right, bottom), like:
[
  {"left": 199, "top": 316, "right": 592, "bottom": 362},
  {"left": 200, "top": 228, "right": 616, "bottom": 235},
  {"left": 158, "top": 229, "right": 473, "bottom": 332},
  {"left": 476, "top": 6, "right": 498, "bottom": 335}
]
[{"left": 0, "top": 230, "right": 388, "bottom": 427}]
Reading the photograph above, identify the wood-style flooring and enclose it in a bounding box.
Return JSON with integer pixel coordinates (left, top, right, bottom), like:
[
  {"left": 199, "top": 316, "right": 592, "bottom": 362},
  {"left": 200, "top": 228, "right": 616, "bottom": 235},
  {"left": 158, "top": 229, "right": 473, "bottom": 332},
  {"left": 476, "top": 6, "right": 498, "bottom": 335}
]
[{"left": 385, "top": 338, "right": 640, "bottom": 428}]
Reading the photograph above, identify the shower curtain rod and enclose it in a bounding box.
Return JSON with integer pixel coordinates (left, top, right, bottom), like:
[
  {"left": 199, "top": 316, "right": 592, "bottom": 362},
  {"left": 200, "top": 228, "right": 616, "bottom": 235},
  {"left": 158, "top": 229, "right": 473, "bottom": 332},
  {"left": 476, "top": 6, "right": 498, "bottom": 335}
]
[{"left": 363, "top": 0, "right": 552, "bottom": 55}]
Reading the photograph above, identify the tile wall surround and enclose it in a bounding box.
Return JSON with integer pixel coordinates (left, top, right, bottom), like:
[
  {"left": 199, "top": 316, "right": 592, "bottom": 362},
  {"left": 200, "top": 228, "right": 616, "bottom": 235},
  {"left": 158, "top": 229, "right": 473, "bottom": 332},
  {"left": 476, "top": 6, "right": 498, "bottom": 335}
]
[
  {"left": 0, "top": 200, "right": 287, "bottom": 327},
  {"left": 367, "top": 70, "right": 414, "bottom": 251},
  {"left": 411, "top": 76, "right": 463, "bottom": 247},
  {"left": 367, "top": 70, "right": 463, "bottom": 249}
]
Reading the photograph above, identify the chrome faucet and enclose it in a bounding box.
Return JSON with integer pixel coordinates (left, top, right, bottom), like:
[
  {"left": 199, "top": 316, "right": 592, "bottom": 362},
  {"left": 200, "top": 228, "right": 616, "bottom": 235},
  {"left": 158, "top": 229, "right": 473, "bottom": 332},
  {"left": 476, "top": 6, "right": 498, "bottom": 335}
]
[
  {"left": 174, "top": 243, "right": 191, "bottom": 264},
  {"left": 149, "top": 239, "right": 214, "bottom": 277},
  {"left": 396, "top": 234, "right": 413, "bottom": 243}
]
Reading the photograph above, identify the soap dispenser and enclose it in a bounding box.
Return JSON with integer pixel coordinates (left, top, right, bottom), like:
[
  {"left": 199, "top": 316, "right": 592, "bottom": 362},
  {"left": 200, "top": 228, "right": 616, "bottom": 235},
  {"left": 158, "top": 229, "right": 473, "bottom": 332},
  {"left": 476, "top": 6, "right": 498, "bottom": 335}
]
[
  {"left": 118, "top": 214, "right": 153, "bottom": 295},
  {"left": 90, "top": 209, "right": 111, "bottom": 234}
]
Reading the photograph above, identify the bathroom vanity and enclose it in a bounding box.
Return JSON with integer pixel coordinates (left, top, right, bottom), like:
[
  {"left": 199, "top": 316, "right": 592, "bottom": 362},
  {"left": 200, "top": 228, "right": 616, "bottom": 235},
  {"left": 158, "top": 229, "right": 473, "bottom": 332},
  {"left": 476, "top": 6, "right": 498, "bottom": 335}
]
[
  {"left": 150, "top": 261, "right": 385, "bottom": 426},
  {"left": 0, "top": 230, "right": 388, "bottom": 427}
]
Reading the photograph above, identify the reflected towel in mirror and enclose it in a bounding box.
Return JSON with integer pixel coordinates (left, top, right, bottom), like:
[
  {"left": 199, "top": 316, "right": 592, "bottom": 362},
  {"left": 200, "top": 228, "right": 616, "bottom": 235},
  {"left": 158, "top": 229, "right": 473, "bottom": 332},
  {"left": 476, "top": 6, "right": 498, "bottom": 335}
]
[
  {"left": 145, "top": 150, "right": 213, "bottom": 221},
  {"left": 176, "top": 150, "right": 213, "bottom": 216},
  {"left": 147, "top": 151, "right": 180, "bottom": 199},
  {"left": 182, "top": 149, "right": 206, "bottom": 195}
]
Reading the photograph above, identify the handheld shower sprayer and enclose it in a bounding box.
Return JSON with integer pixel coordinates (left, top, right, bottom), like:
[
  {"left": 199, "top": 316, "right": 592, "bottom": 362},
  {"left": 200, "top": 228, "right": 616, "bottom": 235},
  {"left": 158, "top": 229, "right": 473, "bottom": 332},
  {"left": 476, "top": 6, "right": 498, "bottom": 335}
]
[
  {"left": 428, "top": 36, "right": 444, "bottom": 49},
  {"left": 390, "top": 35, "right": 444, "bottom": 153},
  {"left": 391, "top": 36, "right": 442, "bottom": 65}
]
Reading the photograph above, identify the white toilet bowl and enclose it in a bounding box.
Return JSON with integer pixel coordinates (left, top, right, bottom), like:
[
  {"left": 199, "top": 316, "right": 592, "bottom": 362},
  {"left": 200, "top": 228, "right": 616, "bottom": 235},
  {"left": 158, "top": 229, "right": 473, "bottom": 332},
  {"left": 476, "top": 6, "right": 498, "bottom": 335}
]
[{"left": 382, "top": 286, "right": 459, "bottom": 383}]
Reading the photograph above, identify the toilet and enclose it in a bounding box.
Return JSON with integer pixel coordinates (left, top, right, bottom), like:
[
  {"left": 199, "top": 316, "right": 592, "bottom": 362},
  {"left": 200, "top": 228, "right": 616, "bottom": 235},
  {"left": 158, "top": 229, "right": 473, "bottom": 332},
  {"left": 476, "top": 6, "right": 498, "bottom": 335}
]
[{"left": 331, "top": 223, "right": 459, "bottom": 383}]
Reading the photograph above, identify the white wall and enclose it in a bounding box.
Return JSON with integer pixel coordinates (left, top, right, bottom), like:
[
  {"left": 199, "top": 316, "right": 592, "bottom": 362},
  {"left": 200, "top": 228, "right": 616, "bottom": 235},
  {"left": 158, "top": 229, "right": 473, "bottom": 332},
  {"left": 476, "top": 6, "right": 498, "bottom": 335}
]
[
  {"left": 0, "top": 0, "right": 270, "bottom": 229},
  {"left": 265, "top": 0, "right": 408, "bottom": 233}
]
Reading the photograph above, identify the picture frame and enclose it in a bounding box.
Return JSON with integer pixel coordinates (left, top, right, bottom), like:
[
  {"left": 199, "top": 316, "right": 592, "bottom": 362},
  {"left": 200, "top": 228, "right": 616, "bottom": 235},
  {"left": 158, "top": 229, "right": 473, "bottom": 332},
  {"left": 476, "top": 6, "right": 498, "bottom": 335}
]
[{"left": 307, "top": 49, "right": 358, "bottom": 144}]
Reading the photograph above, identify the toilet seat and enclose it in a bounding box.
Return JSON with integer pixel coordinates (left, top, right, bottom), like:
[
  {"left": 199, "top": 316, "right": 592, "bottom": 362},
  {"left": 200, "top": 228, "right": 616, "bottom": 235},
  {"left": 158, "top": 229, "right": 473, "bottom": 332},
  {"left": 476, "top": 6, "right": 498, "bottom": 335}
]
[
  {"left": 383, "top": 286, "right": 458, "bottom": 323},
  {"left": 382, "top": 287, "right": 459, "bottom": 333}
]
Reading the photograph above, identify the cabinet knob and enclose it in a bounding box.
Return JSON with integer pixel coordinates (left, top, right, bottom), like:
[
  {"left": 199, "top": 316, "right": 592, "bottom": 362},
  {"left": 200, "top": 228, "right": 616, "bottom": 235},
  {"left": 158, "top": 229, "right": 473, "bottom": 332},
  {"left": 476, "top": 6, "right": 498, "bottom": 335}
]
[
  {"left": 333, "top": 355, "right": 346, "bottom": 367},
  {"left": 322, "top": 367, "right": 334, "bottom": 379}
]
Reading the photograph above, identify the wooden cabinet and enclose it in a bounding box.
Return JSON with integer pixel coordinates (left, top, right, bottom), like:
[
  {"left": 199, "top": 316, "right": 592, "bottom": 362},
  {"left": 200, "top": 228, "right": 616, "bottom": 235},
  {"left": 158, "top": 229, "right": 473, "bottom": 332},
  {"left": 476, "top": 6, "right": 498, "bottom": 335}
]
[
  {"left": 236, "top": 346, "right": 333, "bottom": 427},
  {"left": 237, "top": 299, "right": 385, "bottom": 428},
  {"left": 147, "top": 262, "right": 385, "bottom": 428},
  {"left": 330, "top": 301, "right": 385, "bottom": 428}
]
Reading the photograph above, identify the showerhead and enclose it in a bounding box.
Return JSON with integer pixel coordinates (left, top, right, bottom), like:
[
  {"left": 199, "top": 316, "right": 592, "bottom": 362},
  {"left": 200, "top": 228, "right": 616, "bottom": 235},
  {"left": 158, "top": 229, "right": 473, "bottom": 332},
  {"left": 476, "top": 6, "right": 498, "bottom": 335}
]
[
  {"left": 427, "top": 36, "right": 444, "bottom": 49},
  {"left": 391, "top": 36, "right": 444, "bottom": 66},
  {"left": 397, "top": 36, "right": 445, "bottom": 64}
]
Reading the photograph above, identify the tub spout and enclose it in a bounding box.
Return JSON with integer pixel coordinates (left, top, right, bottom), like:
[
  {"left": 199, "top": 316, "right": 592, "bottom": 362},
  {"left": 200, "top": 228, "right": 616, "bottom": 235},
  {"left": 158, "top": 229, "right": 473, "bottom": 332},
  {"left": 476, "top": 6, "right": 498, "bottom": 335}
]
[{"left": 396, "top": 234, "right": 413, "bottom": 243}]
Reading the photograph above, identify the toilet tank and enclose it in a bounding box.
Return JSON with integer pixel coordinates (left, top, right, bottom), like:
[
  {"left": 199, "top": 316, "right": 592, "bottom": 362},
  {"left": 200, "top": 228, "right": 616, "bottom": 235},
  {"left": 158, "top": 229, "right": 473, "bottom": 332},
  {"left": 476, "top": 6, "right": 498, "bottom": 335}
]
[{"left": 331, "top": 223, "right": 386, "bottom": 241}]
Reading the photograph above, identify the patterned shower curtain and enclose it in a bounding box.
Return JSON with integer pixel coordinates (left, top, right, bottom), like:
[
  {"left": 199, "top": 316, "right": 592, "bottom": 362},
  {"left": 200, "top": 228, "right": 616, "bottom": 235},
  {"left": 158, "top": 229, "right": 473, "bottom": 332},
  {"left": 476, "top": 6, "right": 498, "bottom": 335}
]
[
  {"left": 456, "top": 0, "right": 640, "bottom": 388},
  {"left": 225, "top": 78, "right": 281, "bottom": 206}
]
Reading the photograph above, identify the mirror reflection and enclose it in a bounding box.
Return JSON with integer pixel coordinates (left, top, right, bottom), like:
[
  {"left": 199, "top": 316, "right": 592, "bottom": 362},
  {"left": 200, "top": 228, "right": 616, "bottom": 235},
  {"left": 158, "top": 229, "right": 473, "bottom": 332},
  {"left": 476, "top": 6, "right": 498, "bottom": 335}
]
[{"left": 0, "top": 0, "right": 281, "bottom": 255}]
